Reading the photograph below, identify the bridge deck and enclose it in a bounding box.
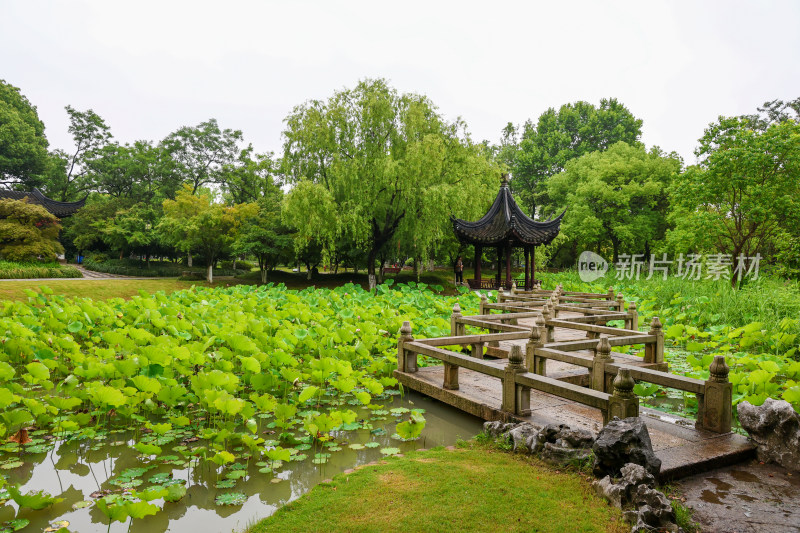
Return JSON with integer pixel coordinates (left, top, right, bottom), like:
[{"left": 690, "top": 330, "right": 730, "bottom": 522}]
[{"left": 396, "top": 312, "right": 754, "bottom": 480}]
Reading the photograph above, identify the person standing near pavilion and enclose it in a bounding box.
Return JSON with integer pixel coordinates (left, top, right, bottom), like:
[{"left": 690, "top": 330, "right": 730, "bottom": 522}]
[{"left": 454, "top": 256, "right": 464, "bottom": 284}]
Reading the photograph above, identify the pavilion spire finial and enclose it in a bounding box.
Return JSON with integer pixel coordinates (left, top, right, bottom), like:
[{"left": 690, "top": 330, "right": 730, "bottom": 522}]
[{"left": 501, "top": 173, "right": 510, "bottom": 187}]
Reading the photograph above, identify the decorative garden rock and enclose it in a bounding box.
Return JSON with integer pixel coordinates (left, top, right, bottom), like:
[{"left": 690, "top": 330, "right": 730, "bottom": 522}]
[
  {"left": 508, "top": 423, "right": 538, "bottom": 453},
  {"left": 592, "top": 417, "right": 661, "bottom": 477},
  {"left": 540, "top": 442, "right": 591, "bottom": 464},
  {"left": 737, "top": 398, "right": 800, "bottom": 471},
  {"left": 593, "top": 462, "right": 677, "bottom": 533},
  {"left": 482, "top": 421, "right": 518, "bottom": 439},
  {"left": 555, "top": 427, "right": 595, "bottom": 449}
]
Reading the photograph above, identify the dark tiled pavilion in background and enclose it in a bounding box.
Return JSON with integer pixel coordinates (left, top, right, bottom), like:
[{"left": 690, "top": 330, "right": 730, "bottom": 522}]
[
  {"left": 0, "top": 188, "right": 86, "bottom": 218},
  {"left": 451, "top": 175, "right": 564, "bottom": 290}
]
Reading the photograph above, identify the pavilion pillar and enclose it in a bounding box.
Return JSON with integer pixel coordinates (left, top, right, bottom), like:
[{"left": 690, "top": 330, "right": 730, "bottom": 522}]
[
  {"left": 531, "top": 246, "right": 536, "bottom": 287},
  {"left": 475, "top": 245, "right": 482, "bottom": 283},
  {"left": 524, "top": 247, "right": 530, "bottom": 291},
  {"left": 505, "top": 242, "right": 512, "bottom": 288},
  {"left": 496, "top": 247, "right": 502, "bottom": 285}
]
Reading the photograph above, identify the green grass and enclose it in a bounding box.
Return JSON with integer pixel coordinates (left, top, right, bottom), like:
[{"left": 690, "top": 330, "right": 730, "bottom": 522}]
[
  {"left": 0, "top": 278, "right": 248, "bottom": 302},
  {"left": 82, "top": 257, "right": 246, "bottom": 277},
  {"left": 0, "top": 260, "right": 80, "bottom": 279},
  {"left": 248, "top": 441, "right": 626, "bottom": 533}
]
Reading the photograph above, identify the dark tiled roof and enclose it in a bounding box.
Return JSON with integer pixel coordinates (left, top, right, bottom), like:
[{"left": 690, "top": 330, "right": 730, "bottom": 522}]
[
  {"left": 451, "top": 179, "right": 564, "bottom": 246},
  {"left": 0, "top": 189, "right": 86, "bottom": 218}
]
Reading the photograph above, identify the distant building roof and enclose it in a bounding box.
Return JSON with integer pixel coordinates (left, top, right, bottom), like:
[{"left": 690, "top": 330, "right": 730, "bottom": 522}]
[
  {"left": 451, "top": 176, "right": 564, "bottom": 247},
  {"left": 0, "top": 188, "right": 86, "bottom": 218}
]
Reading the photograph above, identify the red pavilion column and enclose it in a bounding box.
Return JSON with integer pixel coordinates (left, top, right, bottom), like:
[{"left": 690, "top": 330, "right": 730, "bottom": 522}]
[{"left": 524, "top": 247, "right": 530, "bottom": 291}]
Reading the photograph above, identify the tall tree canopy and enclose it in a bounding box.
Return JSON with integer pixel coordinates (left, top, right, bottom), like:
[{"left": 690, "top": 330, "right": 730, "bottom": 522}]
[
  {"left": 547, "top": 142, "right": 680, "bottom": 263},
  {"left": 0, "top": 80, "right": 51, "bottom": 189},
  {"left": 669, "top": 100, "right": 800, "bottom": 285},
  {"left": 506, "top": 98, "right": 643, "bottom": 214},
  {"left": 162, "top": 119, "right": 243, "bottom": 194},
  {"left": 281, "top": 78, "right": 498, "bottom": 281}
]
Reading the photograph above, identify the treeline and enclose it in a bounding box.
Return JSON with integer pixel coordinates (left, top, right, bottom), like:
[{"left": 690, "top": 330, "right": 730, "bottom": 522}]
[{"left": 1, "top": 77, "right": 799, "bottom": 285}]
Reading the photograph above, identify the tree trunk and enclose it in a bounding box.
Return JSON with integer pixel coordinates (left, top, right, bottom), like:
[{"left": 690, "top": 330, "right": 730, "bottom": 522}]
[
  {"left": 261, "top": 268, "right": 268, "bottom": 284},
  {"left": 232, "top": 257, "right": 237, "bottom": 270},
  {"left": 187, "top": 252, "right": 193, "bottom": 267},
  {"left": 206, "top": 264, "right": 213, "bottom": 284}
]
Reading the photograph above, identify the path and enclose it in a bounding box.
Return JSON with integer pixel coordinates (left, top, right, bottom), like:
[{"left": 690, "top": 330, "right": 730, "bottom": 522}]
[{"left": 675, "top": 459, "right": 800, "bottom": 532}]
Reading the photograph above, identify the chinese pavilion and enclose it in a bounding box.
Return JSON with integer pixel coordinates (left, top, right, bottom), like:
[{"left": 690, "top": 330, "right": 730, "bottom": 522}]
[
  {"left": 0, "top": 189, "right": 86, "bottom": 218},
  {"left": 450, "top": 174, "right": 564, "bottom": 290}
]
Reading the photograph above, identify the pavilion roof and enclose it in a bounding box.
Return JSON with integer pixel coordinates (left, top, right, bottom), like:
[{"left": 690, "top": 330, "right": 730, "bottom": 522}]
[
  {"left": 0, "top": 188, "right": 86, "bottom": 218},
  {"left": 450, "top": 177, "right": 564, "bottom": 247}
]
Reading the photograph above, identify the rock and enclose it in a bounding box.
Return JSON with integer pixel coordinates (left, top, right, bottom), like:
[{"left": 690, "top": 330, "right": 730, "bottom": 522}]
[
  {"left": 540, "top": 442, "right": 591, "bottom": 465},
  {"left": 528, "top": 431, "right": 548, "bottom": 454},
  {"left": 593, "top": 475, "right": 626, "bottom": 508},
  {"left": 629, "top": 485, "right": 677, "bottom": 532},
  {"left": 738, "top": 398, "right": 800, "bottom": 471},
  {"left": 555, "top": 427, "right": 595, "bottom": 449},
  {"left": 620, "top": 463, "right": 655, "bottom": 488},
  {"left": 482, "top": 420, "right": 518, "bottom": 438},
  {"left": 540, "top": 423, "right": 568, "bottom": 442},
  {"left": 508, "top": 423, "right": 538, "bottom": 453},
  {"left": 592, "top": 417, "right": 661, "bottom": 477}
]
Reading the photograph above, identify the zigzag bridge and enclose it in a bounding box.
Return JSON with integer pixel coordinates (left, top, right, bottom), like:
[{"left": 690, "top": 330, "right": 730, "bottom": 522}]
[{"left": 394, "top": 284, "right": 755, "bottom": 480}]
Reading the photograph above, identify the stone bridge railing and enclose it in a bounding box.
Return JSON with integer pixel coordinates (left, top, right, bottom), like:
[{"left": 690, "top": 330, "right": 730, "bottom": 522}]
[{"left": 397, "top": 283, "right": 732, "bottom": 433}]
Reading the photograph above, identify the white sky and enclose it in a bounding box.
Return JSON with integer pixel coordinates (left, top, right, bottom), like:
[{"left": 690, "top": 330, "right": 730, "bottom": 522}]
[{"left": 2, "top": 0, "right": 798, "bottom": 164}]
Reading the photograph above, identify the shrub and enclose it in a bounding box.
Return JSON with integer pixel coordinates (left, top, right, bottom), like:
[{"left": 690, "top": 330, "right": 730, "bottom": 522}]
[
  {"left": 0, "top": 199, "right": 64, "bottom": 261},
  {"left": 0, "top": 260, "right": 80, "bottom": 279}
]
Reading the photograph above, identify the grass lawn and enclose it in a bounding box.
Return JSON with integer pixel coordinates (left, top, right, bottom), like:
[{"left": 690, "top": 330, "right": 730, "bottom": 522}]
[
  {"left": 0, "top": 278, "right": 244, "bottom": 302},
  {"left": 249, "top": 442, "right": 626, "bottom": 533}
]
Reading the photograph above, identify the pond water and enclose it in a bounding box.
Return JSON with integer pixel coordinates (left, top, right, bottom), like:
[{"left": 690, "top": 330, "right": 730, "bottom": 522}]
[{"left": 0, "top": 391, "right": 482, "bottom": 533}]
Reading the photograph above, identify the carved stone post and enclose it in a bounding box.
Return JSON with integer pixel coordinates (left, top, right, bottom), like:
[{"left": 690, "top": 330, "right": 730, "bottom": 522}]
[
  {"left": 450, "top": 303, "right": 463, "bottom": 337},
  {"left": 607, "top": 286, "right": 614, "bottom": 303},
  {"left": 698, "top": 356, "right": 732, "bottom": 433},
  {"left": 479, "top": 293, "right": 488, "bottom": 315},
  {"left": 526, "top": 325, "right": 545, "bottom": 375},
  {"left": 592, "top": 335, "right": 613, "bottom": 392},
  {"left": 616, "top": 293, "right": 625, "bottom": 313},
  {"left": 511, "top": 281, "right": 517, "bottom": 295},
  {"left": 607, "top": 368, "right": 639, "bottom": 424},
  {"left": 542, "top": 303, "right": 554, "bottom": 343},
  {"left": 644, "top": 317, "right": 664, "bottom": 364},
  {"left": 535, "top": 314, "right": 546, "bottom": 344},
  {"left": 443, "top": 360, "right": 459, "bottom": 390},
  {"left": 397, "top": 321, "right": 416, "bottom": 373},
  {"left": 471, "top": 342, "right": 484, "bottom": 359},
  {"left": 502, "top": 345, "right": 530, "bottom": 416},
  {"left": 628, "top": 301, "right": 639, "bottom": 331}
]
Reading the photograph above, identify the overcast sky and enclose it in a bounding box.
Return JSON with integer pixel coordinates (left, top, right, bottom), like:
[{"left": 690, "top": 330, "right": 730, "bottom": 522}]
[{"left": 2, "top": 0, "right": 798, "bottom": 164}]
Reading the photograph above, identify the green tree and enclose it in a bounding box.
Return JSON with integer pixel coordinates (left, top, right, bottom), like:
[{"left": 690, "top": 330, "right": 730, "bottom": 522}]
[
  {"left": 281, "top": 78, "right": 498, "bottom": 284},
  {"left": 46, "top": 106, "right": 112, "bottom": 201},
  {"left": 510, "top": 99, "right": 643, "bottom": 215},
  {"left": 221, "top": 147, "right": 277, "bottom": 204},
  {"left": 162, "top": 119, "right": 243, "bottom": 194},
  {"left": 547, "top": 142, "right": 680, "bottom": 263},
  {"left": 0, "top": 199, "right": 64, "bottom": 261},
  {"left": 669, "top": 104, "right": 800, "bottom": 286},
  {"left": 235, "top": 175, "right": 294, "bottom": 283},
  {"left": 0, "top": 80, "right": 51, "bottom": 189},
  {"left": 160, "top": 186, "right": 255, "bottom": 282}
]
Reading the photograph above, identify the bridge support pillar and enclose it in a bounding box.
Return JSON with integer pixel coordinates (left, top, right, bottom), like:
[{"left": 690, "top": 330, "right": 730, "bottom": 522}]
[
  {"left": 526, "top": 326, "right": 545, "bottom": 375},
  {"left": 697, "top": 355, "right": 732, "bottom": 433},
  {"left": 644, "top": 317, "right": 664, "bottom": 364},
  {"left": 606, "top": 368, "right": 639, "bottom": 424},
  {"left": 443, "top": 362, "right": 459, "bottom": 390},
  {"left": 592, "top": 336, "right": 613, "bottom": 392},
  {"left": 397, "top": 321, "right": 417, "bottom": 373},
  {"left": 502, "top": 346, "right": 530, "bottom": 416}
]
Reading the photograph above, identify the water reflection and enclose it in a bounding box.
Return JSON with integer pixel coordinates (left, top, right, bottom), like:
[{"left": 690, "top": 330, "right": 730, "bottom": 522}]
[{"left": 1, "top": 392, "right": 481, "bottom": 532}]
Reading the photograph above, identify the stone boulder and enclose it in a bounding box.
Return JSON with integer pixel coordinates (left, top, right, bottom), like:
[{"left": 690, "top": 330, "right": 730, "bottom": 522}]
[
  {"left": 738, "top": 398, "right": 800, "bottom": 471},
  {"left": 482, "top": 420, "right": 517, "bottom": 439},
  {"left": 541, "top": 442, "right": 591, "bottom": 465},
  {"left": 593, "top": 462, "right": 677, "bottom": 533},
  {"left": 592, "top": 417, "right": 661, "bottom": 477},
  {"left": 508, "top": 423, "right": 538, "bottom": 453}
]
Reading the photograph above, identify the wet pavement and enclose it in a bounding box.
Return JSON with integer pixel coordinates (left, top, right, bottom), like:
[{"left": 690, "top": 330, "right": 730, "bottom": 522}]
[{"left": 675, "top": 459, "right": 800, "bottom": 532}]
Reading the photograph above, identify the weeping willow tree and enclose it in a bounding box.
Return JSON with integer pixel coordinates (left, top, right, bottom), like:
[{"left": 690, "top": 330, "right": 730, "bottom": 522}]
[{"left": 281, "top": 78, "right": 498, "bottom": 285}]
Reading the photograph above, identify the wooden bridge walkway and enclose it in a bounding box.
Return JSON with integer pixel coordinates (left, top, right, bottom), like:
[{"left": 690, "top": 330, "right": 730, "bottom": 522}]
[{"left": 394, "top": 285, "right": 754, "bottom": 480}]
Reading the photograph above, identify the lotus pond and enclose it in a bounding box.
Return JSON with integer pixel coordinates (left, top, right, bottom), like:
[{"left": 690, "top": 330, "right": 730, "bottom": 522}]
[{"left": 0, "top": 282, "right": 484, "bottom": 532}]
